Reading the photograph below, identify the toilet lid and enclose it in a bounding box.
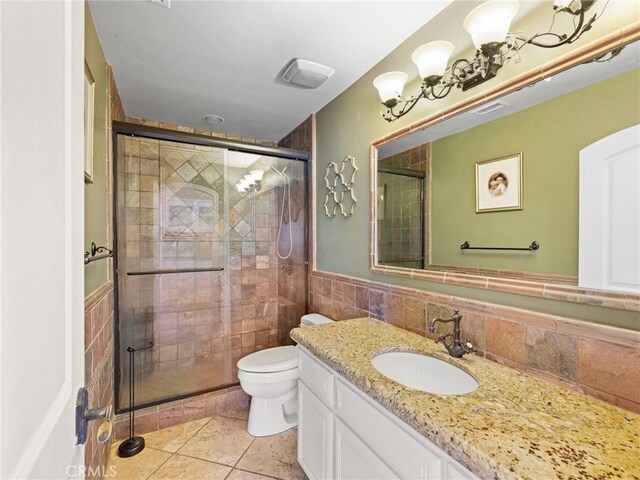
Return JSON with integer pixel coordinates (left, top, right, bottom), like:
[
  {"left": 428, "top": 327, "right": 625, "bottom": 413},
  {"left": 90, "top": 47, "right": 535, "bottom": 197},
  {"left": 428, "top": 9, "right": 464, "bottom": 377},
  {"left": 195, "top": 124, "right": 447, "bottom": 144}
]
[{"left": 237, "top": 345, "right": 298, "bottom": 373}]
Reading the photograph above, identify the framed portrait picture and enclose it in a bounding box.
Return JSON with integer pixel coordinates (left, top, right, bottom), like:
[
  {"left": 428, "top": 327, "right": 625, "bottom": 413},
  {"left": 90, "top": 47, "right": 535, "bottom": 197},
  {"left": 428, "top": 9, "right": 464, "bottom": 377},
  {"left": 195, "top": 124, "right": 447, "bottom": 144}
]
[
  {"left": 84, "top": 61, "right": 95, "bottom": 184},
  {"left": 475, "top": 153, "right": 523, "bottom": 213}
]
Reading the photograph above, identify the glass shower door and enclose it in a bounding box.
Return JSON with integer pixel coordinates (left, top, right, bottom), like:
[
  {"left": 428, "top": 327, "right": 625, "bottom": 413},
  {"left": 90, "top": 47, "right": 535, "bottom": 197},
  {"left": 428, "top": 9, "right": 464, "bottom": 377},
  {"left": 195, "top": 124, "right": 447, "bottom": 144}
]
[
  {"left": 116, "top": 135, "right": 232, "bottom": 410},
  {"left": 114, "top": 129, "right": 309, "bottom": 412}
]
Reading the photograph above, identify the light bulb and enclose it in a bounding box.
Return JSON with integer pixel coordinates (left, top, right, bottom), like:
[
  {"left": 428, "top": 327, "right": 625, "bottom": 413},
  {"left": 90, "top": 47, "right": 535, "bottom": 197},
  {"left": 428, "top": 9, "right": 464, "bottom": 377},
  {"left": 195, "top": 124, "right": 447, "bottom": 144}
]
[
  {"left": 250, "top": 169, "right": 265, "bottom": 182},
  {"left": 373, "top": 71, "right": 408, "bottom": 103},
  {"left": 236, "top": 182, "right": 247, "bottom": 193},
  {"left": 411, "top": 41, "right": 455, "bottom": 80},
  {"left": 463, "top": 0, "right": 519, "bottom": 50},
  {"left": 243, "top": 174, "right": 255, "bottom": 186},
  {"left": 553, "top": 0, "right": 577, "bottom": 10}
]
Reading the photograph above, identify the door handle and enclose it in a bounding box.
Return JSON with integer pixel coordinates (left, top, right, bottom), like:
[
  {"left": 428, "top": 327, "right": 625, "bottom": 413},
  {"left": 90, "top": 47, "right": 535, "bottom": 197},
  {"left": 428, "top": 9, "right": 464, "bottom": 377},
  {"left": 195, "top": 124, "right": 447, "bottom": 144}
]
[{"left": 75, "top": 387, "right": 113, "bottom": 445}]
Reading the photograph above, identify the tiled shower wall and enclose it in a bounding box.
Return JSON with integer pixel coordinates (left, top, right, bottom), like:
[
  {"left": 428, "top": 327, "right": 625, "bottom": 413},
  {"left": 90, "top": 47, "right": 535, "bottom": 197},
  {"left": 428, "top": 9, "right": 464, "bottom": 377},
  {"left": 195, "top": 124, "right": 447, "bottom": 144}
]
[
  {"left": 308, "top": 270, "right": 640, "bottom": 413},
  {"left": 277, "top": 116, "right": 313, "bottom": 344}
]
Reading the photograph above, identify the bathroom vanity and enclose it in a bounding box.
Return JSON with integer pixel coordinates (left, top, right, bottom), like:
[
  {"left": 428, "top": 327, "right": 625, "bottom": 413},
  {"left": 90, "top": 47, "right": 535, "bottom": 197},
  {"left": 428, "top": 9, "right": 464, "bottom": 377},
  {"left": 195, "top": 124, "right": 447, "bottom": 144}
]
[
  {"left": 297, "top": 345, "right": 478, "bottom": 479},
  {"left": 291, "top": 318, "right": 640, "bottom": 480}
]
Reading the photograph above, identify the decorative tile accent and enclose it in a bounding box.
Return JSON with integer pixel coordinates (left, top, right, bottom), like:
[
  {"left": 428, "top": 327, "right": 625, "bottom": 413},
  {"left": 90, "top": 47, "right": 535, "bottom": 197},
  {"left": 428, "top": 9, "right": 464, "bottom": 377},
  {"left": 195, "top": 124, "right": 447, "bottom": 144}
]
[{"left": 160, "top": 145, "right": 224, "bottom": 240}]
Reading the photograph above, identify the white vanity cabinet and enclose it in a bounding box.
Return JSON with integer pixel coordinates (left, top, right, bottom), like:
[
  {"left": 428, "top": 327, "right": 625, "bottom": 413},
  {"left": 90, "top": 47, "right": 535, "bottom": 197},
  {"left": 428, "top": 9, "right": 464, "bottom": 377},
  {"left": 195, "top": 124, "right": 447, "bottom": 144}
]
[{"left": 297, "top": 346, "right": 479, "bottom": 480}]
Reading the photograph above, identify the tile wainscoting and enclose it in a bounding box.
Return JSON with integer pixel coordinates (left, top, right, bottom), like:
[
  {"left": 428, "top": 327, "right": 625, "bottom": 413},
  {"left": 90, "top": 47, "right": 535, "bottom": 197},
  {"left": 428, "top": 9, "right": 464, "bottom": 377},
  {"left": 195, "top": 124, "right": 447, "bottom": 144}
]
[
  {"left": 308, "top": 270, "right": 640, "bottom": 413},
  {"left": 84, "top": 282, "right": 116, "bottom": 478}
]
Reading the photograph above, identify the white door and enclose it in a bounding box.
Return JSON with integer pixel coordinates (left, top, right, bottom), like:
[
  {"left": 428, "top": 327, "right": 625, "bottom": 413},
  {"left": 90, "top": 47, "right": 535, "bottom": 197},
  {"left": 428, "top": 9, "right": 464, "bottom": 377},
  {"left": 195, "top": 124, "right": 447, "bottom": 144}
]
[
  {"left": 0, "top": 1, "right": 85, "bottom": 478},
  {"left": 579, "top": 124, "right": 640, "bottom": 294}
]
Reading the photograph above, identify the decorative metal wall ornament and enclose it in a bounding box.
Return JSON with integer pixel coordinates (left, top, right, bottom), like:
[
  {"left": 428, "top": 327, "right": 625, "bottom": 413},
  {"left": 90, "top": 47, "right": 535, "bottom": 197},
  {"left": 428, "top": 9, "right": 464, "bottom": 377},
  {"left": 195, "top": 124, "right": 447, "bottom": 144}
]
[{"left": 323, "top": 156, "right": 358, "bottom": 218}]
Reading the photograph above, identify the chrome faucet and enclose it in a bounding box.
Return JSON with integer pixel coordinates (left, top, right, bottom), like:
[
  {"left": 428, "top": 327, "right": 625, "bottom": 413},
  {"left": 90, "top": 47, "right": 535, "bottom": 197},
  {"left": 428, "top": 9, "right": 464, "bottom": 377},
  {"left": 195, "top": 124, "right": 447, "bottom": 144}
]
[{"left": 428, "top": 310, "right": 475, "bottom": 358}]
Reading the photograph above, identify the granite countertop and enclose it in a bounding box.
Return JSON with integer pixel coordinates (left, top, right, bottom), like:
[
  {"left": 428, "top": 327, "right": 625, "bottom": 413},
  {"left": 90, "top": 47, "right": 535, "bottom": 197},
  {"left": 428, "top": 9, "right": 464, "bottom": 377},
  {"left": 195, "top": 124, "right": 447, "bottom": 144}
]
[{"left": 290, "top": 318, "right": 640, "bottom": 480}]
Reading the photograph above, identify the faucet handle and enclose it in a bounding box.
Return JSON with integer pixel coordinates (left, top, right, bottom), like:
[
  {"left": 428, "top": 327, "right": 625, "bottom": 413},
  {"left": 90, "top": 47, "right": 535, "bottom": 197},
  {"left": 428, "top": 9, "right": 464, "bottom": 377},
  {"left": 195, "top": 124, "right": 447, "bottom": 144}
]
[{"left": 463, "top": 340, "right": 476, "bottom": 354}]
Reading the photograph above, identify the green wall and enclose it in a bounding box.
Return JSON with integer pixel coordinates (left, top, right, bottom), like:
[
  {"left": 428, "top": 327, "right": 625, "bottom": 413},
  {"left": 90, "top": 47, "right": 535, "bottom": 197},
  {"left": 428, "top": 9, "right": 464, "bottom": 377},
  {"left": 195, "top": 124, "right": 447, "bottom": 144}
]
[
  {"left": 431, "top": 68, "right": 640, "bottom": 275},
  {"left": 314, "top": 3, "right": 640, "bottom": 331},
  {"left": 84, "top": 5, "right": 109, "bottom": 296}
]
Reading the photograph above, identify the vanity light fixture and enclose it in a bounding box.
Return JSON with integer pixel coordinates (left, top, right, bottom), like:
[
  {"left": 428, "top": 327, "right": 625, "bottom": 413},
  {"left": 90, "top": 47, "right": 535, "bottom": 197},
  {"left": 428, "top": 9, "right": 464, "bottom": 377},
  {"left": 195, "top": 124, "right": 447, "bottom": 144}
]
[
  {"left": 373, "top": 0, "right": 604, "bottom": 121},
  {"left": 235, "top": 169, "right": 266, "bottom": 194}
]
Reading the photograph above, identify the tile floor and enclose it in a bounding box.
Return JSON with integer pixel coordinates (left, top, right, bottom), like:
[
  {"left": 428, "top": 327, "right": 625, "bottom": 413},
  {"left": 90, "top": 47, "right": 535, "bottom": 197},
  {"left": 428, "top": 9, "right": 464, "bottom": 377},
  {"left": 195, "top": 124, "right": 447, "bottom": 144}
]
[{"left": 108, "top": 408, "right": 306, "bottom": 480}]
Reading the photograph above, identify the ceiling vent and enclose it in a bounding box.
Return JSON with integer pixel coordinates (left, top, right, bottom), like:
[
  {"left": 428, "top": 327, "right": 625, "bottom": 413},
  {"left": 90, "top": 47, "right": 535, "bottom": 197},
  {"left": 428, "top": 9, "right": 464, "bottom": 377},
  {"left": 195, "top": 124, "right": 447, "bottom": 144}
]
[
  {"left": 471, "top": 100, "right": 509, "bottom": 116},
  {"left": 282, "top": 59, "right": 335, "bottom": 89},
  {"left": 150, "top": 0, "right": 171, "bottom": 8}
]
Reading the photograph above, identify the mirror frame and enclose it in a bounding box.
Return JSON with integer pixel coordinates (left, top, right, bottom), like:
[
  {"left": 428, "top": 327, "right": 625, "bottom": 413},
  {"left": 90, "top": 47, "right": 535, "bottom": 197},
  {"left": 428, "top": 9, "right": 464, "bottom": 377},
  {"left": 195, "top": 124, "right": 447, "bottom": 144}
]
[{"left": 370, "top": 23, "right": 640, "bottom": 312}]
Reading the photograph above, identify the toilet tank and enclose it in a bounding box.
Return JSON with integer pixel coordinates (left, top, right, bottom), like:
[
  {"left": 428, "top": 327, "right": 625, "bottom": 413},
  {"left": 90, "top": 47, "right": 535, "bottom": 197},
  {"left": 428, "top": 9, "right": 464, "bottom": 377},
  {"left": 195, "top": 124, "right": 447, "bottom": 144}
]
[{"left": 300, "top": 313, "right": 333, "bottom": 326}]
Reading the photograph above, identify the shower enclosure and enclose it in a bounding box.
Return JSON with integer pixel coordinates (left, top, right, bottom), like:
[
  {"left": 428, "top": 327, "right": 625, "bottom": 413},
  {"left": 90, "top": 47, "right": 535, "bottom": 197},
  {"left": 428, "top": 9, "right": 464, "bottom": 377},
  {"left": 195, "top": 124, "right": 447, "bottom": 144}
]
[
  {"left": 113, "top": 122, "right": 309, "bottom": 412},
  {"left": 377, "top": 166, "right": 425, "bottom": 269}
]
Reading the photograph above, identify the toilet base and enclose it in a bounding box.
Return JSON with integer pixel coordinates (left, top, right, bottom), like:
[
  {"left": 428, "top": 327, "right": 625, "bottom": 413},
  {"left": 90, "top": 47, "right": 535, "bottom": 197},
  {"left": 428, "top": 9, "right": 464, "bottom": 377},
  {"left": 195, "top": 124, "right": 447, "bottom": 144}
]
[{"left": 247, "top": 389, "right": 298, "bottom": 437}]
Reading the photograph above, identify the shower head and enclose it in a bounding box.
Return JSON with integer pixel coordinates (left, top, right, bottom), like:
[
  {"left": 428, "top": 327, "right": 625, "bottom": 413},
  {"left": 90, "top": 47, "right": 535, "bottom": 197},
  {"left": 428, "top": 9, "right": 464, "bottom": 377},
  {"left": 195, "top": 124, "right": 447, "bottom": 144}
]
[
  {"left": 270, "top": 166, "right": 287, "bottom": 176},
  {"left": 270, "top": 166, "right": 290, "bottom": 184}
]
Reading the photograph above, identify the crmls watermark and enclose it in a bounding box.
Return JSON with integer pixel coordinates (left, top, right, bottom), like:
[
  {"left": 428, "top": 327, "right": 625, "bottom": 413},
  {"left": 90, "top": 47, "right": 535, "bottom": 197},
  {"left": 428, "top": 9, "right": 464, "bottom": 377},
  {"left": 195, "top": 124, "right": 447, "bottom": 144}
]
[{"left": 65, "top": 465, "right": 117, "bottom": 478}]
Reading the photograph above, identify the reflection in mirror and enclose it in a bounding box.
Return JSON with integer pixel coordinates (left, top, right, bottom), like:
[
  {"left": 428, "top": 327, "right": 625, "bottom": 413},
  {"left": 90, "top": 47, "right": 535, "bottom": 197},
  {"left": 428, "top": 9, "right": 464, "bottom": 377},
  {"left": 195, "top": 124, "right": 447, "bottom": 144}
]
[
  {"left": 374, "top": 41, "right": 640, "bottom": 293},
  {"left": 377, "top": 161, "right": 426, "bottom": 269}
]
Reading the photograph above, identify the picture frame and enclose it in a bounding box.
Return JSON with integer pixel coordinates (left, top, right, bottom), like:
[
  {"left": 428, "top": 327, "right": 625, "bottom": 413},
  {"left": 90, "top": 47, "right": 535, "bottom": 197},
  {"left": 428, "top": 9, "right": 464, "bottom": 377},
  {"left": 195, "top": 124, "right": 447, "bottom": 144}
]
[
  {"left": 475, "top": 153, "right": 523, "bottom": 213},
  {"left": 84, "top": 61, "right": 95, "bottom": 184}
]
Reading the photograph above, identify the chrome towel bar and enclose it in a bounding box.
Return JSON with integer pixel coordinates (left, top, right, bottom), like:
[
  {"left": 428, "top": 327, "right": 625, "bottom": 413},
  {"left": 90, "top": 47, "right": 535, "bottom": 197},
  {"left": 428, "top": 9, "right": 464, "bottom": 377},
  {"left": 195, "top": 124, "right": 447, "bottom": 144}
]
[
  {"left": 127, "top": 267, "right": 224, "bottom": 276},
  {"left": 460, "top": 241, "right": 540, "bottom": 251}
]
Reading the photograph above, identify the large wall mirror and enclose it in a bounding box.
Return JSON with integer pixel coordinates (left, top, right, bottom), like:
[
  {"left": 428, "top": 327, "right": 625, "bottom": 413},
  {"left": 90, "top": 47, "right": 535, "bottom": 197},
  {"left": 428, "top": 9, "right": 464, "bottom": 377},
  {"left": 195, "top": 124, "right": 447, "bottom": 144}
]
[{"left": 372, "top": 37, "right": 640, "bottom": 309}]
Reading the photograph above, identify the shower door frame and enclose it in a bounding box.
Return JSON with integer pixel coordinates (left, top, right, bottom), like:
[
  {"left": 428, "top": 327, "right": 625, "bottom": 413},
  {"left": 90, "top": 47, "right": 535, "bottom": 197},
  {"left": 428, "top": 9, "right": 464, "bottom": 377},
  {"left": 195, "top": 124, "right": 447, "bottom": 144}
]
[{"left": 111, "top": 121, "right": 310, "bottom": 413}]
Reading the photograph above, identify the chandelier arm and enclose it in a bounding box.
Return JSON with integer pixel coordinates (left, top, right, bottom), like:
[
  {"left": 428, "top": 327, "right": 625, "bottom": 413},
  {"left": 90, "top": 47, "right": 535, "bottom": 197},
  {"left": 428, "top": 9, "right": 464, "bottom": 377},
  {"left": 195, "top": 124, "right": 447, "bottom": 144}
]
[
  {"left": 448, "top": 58, "right": 475, "bottom": 85},
  {"left": 385, "top": 93, "right": 425, "bottom": 120},
  {"left": 430, "top": 83, "right": 454, "bottom": 100},
  {"left": 523, "top": 9, "right": 588, "bottom": 48}
]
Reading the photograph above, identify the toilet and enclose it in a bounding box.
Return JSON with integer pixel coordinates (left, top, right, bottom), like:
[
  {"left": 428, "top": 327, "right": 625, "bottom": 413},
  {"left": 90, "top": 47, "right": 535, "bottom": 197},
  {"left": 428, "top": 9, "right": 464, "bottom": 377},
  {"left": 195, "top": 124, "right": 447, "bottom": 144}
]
[{"left": 237, "top": 313, "right": 333, "bottom": 436}]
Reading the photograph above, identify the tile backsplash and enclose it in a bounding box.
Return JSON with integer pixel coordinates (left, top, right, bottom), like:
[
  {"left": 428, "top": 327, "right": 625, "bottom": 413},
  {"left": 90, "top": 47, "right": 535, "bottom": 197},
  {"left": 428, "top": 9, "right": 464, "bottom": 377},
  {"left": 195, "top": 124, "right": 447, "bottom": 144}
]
[{"left": 309, "top": 270, "right": 640, "bottom": 413}]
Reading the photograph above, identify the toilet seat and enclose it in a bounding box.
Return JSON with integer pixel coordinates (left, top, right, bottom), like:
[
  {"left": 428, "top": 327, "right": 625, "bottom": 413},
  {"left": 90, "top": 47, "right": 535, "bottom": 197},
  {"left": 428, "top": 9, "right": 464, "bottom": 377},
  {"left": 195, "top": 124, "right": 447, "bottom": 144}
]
[{"left": 237, "top": 345, "right": 297, "bottom": 373}]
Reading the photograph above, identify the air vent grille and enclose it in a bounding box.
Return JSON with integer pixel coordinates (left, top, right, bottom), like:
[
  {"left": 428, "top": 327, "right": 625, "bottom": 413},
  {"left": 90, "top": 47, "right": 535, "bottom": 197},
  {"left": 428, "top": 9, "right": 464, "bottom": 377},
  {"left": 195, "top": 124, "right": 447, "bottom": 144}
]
[
  {"left": 150, "top": 0, "right": 171, "bottom": 8},
  {"left": 471, "top": 100, "right": 509, "bottom": 116}
]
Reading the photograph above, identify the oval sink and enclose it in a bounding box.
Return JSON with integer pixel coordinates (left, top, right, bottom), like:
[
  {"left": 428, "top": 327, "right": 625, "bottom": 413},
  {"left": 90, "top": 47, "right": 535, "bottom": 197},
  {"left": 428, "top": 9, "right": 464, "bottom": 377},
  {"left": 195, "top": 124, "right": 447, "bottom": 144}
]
[{"left": 371, "top": 351, "right": 478, "bottom": 395}]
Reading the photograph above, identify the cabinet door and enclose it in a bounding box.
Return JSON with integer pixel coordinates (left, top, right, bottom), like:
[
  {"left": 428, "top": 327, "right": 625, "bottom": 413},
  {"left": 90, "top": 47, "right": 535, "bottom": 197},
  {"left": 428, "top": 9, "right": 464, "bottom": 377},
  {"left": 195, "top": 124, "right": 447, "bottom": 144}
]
[
  {"left": 298, "top": 381, "right": 333, "bottom": 480},
  {"left": 334, "top": 418, "right": 398, "bottom": 480}
]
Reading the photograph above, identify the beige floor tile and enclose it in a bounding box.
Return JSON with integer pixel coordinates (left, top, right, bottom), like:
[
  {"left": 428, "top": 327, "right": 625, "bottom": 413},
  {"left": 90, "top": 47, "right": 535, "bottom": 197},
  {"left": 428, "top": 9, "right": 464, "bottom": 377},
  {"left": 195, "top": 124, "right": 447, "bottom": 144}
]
[
  {"left": 148, "top": 454, "right": 231, "bottom": 480},
  {"left": 227, "top": 469, "right": 277, "bottom": 480},
  {"left": 177, "top": 415, "right": 254, "bottom": 466},
  {"left": 236, "top": 429, "right": 304, "bottom": 480},
  {"left": 108, "top": 445, "right": 171, "bottom": 480},
  {"left": 219, "top": 407, "right": 249, "bottom": 421},
  {"left": 144, "top": 417, "right": 211, "bottom": 453}
]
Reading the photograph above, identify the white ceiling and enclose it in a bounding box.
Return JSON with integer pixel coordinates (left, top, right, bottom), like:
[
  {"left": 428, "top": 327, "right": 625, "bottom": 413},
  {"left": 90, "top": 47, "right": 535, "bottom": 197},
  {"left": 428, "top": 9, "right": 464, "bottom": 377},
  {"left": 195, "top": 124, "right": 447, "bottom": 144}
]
[{"left": 89, "top": 0, "right": 453, "bottom": 142}]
